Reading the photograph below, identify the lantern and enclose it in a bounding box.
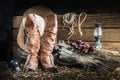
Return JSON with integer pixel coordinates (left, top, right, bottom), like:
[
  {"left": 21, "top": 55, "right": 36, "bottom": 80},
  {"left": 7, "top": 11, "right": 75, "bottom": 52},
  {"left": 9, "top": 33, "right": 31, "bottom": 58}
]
[{"left": 93, "top": 23, "right": 102, "bottom": 49}]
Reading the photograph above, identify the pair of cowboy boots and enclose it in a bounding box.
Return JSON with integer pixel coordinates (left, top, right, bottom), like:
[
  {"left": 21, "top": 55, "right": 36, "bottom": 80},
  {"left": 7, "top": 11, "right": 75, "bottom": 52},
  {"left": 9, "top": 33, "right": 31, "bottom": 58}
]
[{"left": 23, "top": 13, "right": 57, "bottom": 71}]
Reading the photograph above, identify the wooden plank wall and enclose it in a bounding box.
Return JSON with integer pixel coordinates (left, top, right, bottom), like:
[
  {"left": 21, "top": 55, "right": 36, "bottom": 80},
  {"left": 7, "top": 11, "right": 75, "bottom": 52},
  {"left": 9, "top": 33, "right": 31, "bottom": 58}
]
[{"left": 12, "top": 14, "right": 120, "bottom": 52}]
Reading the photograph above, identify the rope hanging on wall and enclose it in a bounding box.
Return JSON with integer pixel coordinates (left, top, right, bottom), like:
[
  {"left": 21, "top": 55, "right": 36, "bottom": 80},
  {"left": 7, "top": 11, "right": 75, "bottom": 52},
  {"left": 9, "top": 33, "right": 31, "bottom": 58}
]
[
  {"left": 78, "top": 12, "right": 87, "bottom": 36},
  {"left": 63, "top": 12, "right": 87, "bottom": 43},
  {"left": 63, "top": 13, "right": 77, "bottom": 43}
]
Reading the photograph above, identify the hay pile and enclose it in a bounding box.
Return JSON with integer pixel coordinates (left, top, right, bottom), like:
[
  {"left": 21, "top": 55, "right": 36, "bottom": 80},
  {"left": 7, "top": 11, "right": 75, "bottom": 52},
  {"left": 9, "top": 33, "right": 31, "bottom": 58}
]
[{"left": 0, "top": 61, "right": 120, "bottom": 80}]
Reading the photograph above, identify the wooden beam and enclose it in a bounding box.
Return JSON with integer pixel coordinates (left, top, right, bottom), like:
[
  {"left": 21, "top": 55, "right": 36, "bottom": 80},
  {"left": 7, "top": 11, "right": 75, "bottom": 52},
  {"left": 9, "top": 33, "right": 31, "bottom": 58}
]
[
  {"left": 13, "top": 28, "right": 120, "bottom": 42},
  {"left": 57, "top": 14, "right": 120, "bottom": 21},
  {"left": 13, "top": 16, "right": 22, "bottom": 28},
  {"left": 58, "top": 14, "right": 120, "bottom": 28},
  {"left": 57, "top": 28, "right": 120, "bottom": 42},
  {"left": 12, "top": 14, "right": 120, "bottom": 28},
  {"left": 12, "top": 41, "right": 120, "bottom": 53}
]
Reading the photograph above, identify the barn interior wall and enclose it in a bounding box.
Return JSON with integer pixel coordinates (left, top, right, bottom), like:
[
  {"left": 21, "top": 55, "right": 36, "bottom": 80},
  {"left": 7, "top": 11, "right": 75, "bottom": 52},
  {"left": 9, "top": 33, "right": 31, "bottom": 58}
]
[{"left": 0, "top": 0, "right": 120, "bottom": 61}]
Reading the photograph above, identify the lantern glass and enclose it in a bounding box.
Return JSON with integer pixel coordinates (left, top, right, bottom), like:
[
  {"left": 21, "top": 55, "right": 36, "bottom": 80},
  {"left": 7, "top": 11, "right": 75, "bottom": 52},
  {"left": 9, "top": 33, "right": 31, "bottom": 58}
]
[{"left": 93, "top": 23, "right": 102, "bottom": 38}]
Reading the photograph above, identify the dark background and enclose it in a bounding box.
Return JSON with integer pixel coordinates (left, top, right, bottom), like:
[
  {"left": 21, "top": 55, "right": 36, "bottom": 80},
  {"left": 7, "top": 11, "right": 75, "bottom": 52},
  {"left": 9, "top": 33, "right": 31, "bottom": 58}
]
[
  {"left": 15, "top": 0, "right": 120, "bottom": 14},
  {"left": 0, "top": 0, "right": 120, "bottom": 61}
]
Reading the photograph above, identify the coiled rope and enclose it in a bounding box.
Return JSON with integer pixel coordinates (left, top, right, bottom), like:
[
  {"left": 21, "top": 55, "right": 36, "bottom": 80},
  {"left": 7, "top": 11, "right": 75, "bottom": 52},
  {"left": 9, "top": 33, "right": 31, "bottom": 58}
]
[{"left": 63, "top": 12, "right": 87, "bottom": 43}]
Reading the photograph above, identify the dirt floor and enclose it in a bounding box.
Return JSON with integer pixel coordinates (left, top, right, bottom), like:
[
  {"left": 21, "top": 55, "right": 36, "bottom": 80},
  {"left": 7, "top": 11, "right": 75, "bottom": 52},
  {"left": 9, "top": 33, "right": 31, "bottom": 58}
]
[{"left": 0, "top": 62, "right": 120, "bottom": 80}]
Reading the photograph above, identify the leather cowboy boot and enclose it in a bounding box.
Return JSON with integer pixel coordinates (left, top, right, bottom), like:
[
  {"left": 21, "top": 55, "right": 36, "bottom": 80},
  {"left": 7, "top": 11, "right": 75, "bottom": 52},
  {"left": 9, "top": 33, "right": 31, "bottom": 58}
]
[
  {"left": 40, "top": 13, "right": 58, "bottom": 71},
  {"left": 23, "top": 14, "right": 44, "bottom": 71}
]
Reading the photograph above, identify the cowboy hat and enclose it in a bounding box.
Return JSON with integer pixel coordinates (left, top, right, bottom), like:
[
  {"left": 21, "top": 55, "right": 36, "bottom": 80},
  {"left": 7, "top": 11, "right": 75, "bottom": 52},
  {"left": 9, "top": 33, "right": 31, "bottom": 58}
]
[{"left": 17, "top": 6, "right": 53, "bottom": 51}]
